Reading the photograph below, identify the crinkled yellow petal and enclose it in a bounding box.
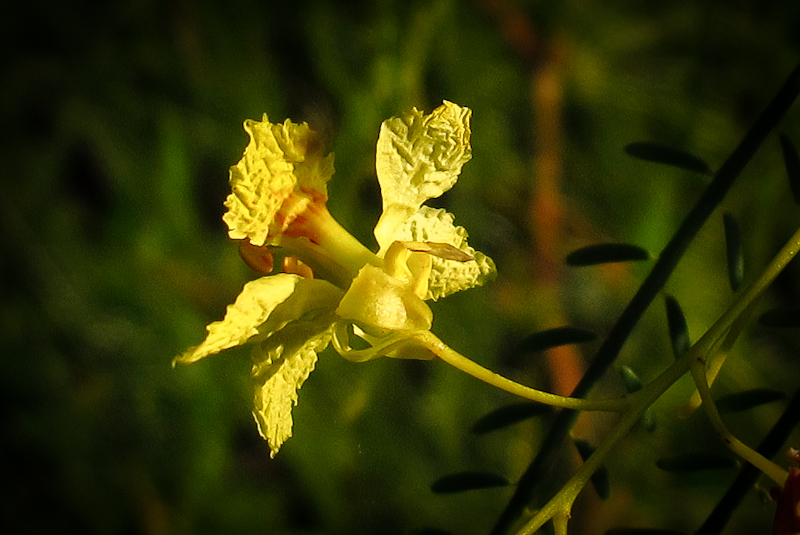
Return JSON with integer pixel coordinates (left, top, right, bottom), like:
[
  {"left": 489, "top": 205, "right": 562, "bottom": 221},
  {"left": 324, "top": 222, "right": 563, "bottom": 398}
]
[
  {"left": 250, "top": 318, "right": 334, "bottom": 458},
  {"left": 394, "top": 206, "right": 496, "bottom": 301},
  {"left": 174, "top": 274, "right": 304, "bottom": 365},
  {"left": 373, "top": 101, "right": 472, "bottom": 252},
  {"left": 224, "top": 116, "right": 334, "bottom": 247}
]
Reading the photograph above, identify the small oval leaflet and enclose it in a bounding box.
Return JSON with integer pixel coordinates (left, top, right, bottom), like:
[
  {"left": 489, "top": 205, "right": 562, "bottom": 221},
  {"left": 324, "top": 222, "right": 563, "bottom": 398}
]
[
  {"left": 656, "top": 453, "right": 737, "bottom": 472},
  {"left": 759, "top": 308, "right": 800, "bottom": 327},
  {"left": 624, "top": 141, "right": 712, "bottom": 175},
  {"left": 779, "top": 133, "right": 800, "bottom": 205},
  {"left": 574, "top": 439, "right": 611, "bottom": 499},
  {"left": 640, "top": 407, "right": 657, "bottom": 433},
  {"left": 472, "top": 402, "right": 551, "bottom": 434},
  {"left": 516, "top": 326, "right": 597, "bottom": 353},
  {"left": 664, "top": 295, "right": 690, "bottom": 359},
  {"left": 566, "top": 243, "right": 650, "bottom": 266},
  {"left": 430, "top": 471, "right": 510, "bottom": 494},
  {"left": 723, "top": 213, "right": 744, "bottom": 292},
  {"left": 619, "top": 365, "right": 643, "bottom": 393},
  {"left": 606, "top": 529, "right": 687, "bottom": 535},
  {"left": 716, "top": 388, "right": 787, "bottom": 413}
]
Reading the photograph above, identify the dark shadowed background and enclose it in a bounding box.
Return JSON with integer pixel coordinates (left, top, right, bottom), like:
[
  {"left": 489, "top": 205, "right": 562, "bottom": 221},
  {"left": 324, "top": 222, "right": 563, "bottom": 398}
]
[{"left": 2, "top": 1, "right": 800, "bottom": 534}]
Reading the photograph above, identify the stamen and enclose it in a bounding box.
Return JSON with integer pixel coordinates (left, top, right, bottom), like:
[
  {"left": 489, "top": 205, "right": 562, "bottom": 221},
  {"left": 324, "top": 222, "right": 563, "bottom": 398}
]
[
  {"left": 283, "top": 256, "right": 314, "bottom": 278},
  {"left": 404, "top": 241, "right": 474, "bottom": 262},
  {"left": 239, "top": 240, "right": 274, "bottom": 274}
]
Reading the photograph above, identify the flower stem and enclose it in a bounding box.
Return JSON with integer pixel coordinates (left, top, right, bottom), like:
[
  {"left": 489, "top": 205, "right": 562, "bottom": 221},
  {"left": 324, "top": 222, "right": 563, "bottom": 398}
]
[{"left": 414, "top": 330, "right": 629, "bottom": 412}]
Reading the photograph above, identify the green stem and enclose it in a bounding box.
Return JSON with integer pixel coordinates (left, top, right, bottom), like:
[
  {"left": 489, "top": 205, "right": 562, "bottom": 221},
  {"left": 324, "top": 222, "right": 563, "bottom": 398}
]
[
  {"left": 552, "top": 513, "right": 569, "bottom": 535},
  {"left": 415, "top": 330, "right": 630, "bottom": 412},
  {"left": 689, "top": 357, "right": 788, "bottom": 486},
  {"left": 680, "top": 301, "right": 755, "bottom": 418}
]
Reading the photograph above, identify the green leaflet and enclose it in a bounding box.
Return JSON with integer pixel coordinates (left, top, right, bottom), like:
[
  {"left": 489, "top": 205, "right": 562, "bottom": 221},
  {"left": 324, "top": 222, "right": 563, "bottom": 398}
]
[
  {"left": 430, "top": 471, "right": 510, "bottom": 494},
  {"left": 373, "top": 101, "right": 472, "bottom": 252},
  {"left": 251, "top": 317, "right": 335, "bottom": 457},
  {"left": 224, "top": 116, "right": 335, "bottom": 247},
  {"left": 175, "top": 274, "right": 304, "bottom": 365},
  {"left": 394, "top": 206, "right": 496, "bottom": 300}
]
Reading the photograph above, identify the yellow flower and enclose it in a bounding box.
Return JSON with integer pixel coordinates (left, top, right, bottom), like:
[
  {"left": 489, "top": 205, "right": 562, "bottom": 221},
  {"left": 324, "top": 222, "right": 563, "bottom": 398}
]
[{"left": 175, "top": 101, "right": 495, "bottom": 456}]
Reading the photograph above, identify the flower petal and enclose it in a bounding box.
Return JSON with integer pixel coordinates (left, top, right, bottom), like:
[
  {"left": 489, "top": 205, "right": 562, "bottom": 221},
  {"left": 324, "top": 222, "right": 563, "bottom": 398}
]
[
  {"left": 259, "top": 277, "right": 343, "bottom": 336},
  {"left": 394, "top": 206, "right": 496, "bottom": 300},
  {"left": 224, "top": 116, "right": 334, "bottom": 247},
  {"left": 373, "top": 101, "right": 472, "bottom": 252},
  {"left": 336, "top": 264, "right": 433, "bottom": 334},
  {"left": 251, "top": 319, "right": 334, "bottom": 457},
  {"left": 175, "top": 274, "right": 342, "bottom": 365},
  {"left": 175, "top": 274, "right": 304, "bottom": 365}
]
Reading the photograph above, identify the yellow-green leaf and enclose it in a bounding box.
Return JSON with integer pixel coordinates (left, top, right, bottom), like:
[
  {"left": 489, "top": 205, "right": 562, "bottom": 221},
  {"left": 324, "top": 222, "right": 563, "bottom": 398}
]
[
  {"left": 224, "top": 115, "right": 334, "bottom": 247},
  {"left": 373, "top": 101, "right": 472, "bottom": 252},
  {"left": 394, "top": 206, "right": 496, "bottom": 300},
  {"left": 251, "top": 319, "right": 334, "bottom": 457},
  {"left": 175, "top": 274, "right": 304, "bottom": 365}
]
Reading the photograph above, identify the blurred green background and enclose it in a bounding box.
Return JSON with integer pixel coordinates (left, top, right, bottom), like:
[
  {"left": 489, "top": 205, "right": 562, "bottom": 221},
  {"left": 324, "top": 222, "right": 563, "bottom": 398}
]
[{"left": 3, "top": 1, "right": 800, "bottom": 534}]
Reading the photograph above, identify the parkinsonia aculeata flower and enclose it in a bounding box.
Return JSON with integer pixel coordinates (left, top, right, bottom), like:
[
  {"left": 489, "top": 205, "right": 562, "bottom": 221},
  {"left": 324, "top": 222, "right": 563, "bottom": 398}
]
[{"left": 175, "top": 102, "right": 496, "bottom": 456}]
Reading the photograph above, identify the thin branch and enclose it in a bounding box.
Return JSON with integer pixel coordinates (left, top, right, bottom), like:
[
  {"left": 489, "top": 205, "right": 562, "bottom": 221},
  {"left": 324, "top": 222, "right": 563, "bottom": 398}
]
[{"left": 690, "top": 357, "right": 788, "bottom": 486}]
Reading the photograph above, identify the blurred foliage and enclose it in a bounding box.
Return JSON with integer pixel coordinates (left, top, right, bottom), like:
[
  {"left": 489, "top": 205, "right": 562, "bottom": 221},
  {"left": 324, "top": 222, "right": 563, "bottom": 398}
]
[{"left": 2, "top": 1, "right": 800, "bottom": 534}]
